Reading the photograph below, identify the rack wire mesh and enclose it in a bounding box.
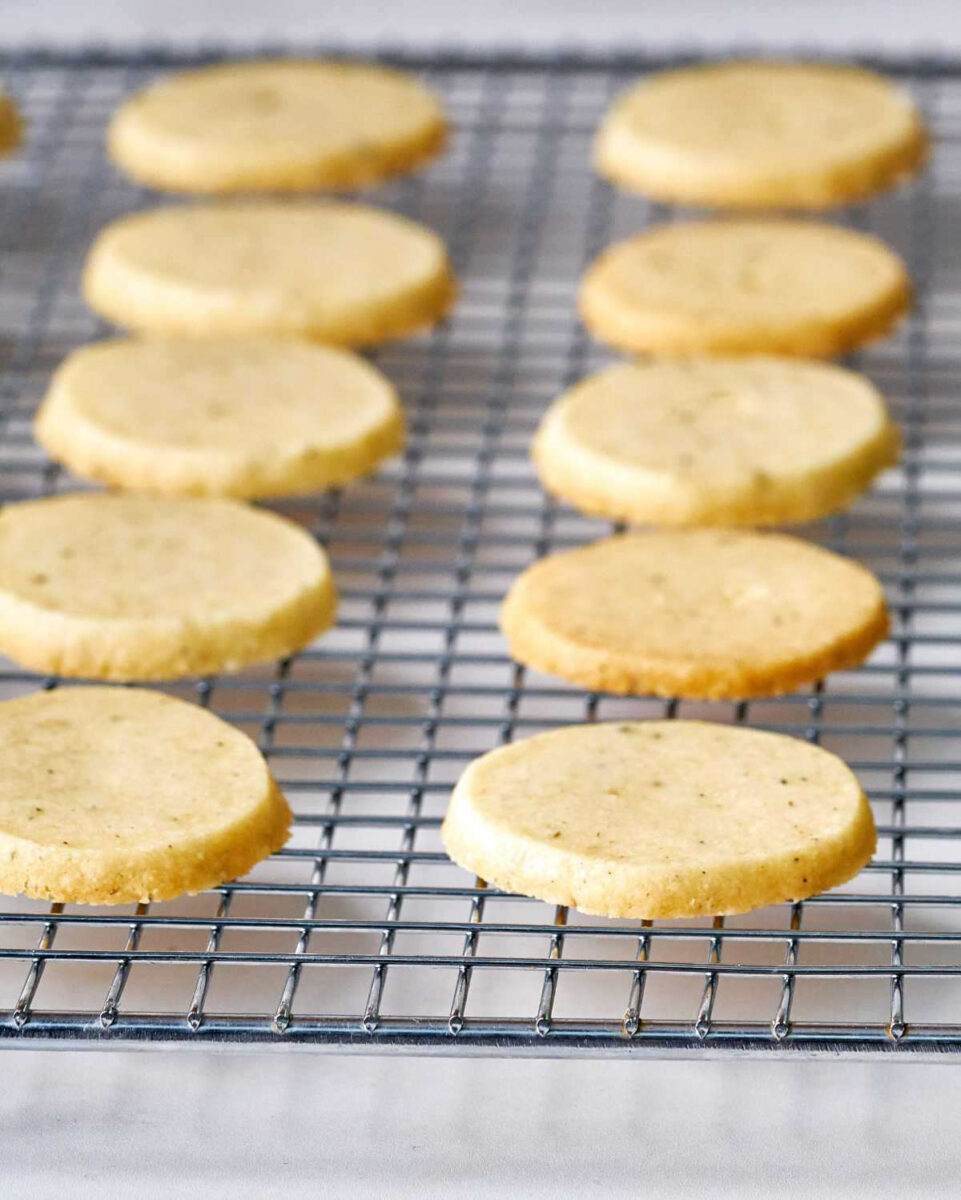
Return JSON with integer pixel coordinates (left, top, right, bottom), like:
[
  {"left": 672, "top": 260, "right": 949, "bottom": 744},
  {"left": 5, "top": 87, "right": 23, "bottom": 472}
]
[{"left": 0, "top": 46, "right": 959, "bottom": 1056}]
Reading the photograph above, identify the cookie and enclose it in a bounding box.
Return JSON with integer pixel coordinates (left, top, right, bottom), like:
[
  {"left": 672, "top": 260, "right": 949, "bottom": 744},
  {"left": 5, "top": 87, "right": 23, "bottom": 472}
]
[
  {"left": 0, "top": 493, "right": 336, "bottom": 680},
  {"left": 82, "top": 201, "right": 456, "bottom": 344},
  {"left": 594, "top": 61, "right": 926, "bottom": 209},
  {"left": 533, "top": 357, "right": 900, "bottom": 527},
  {"left": 108, "top": 60, "right": 446, "bottom": 194},
  {"left": 0, "top": 686, "right": 291, "bottom": 905},
  {"left": 441, "top": 720, "right": 876, "bottom": 919},
  {"left": 579, "top": 219, "right": 910, "bottom": 357},
  {"left": 36, "top": 337, "right": 405, "bottom": 498},
  {"left": 0, "top": 88, "right": 21, "bottom": 156},
  {"left": 500, "top": 530, "right": 888, "bottom": 699}
]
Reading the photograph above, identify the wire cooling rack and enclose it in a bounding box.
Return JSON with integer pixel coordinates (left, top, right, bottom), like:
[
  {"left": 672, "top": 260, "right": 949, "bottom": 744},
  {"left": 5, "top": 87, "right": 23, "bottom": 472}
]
[{"left": 0, "top": 46, "right": 959, "bottom": 1057}]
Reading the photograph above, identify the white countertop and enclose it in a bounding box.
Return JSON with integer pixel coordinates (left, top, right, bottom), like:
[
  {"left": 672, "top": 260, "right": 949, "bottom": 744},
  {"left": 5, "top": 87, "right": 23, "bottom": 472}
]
[
  {"left": 6, "top": 0, "right": 961, "bottom": 54},
  {"left": 6, "top": 1049, "right": 960, "bottom": 1199},
  {"left": 5, "top": 4, "right": 961, "bottom": 1197}
]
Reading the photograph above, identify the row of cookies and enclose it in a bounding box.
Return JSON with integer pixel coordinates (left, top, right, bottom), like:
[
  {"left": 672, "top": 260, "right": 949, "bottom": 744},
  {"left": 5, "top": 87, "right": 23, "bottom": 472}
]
[
  {"left": 443, "top": 62, "right": 924, "bottom": 919},
  {"left": 0, "top": 62, "right": 458, "bottom": 905},
  {"left": 46, "top": 61, "right": 459, "bottom": 491},
  {"left": 8, "top": 61, "right": 459, "bottom": 677}
]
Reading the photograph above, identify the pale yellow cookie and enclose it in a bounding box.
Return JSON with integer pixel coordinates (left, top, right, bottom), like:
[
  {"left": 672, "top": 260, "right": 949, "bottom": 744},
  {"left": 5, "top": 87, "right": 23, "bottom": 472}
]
[
  {"left": 108, "top": 60, "right": 446, "bottom": 193},
  {"left": 36, "top": 337, "right": 405, "bottom": 498},
  {"left": 0, "top": 88, "right": 21, "bottom": 156},
  {"left": 442, "top": 720, "right": 876, "bottom": 918},
  {"left": 0, "top": 493, "right": 336, "bottom": 680},
  {"left": 533, "top": 357, "right": 900, "bottom": 526},
  {"left": 500, "top": 530, "right": 888, "bottom": 699},
  {"left": 594, "top": 62, "right": 926, "bottom": 209},
  {"left": 0, "top": 686, "right": 291, "bottom": 905},
  {"left": 579, "top": 219, "right": 910, "bottom": 357},
  {"left": 82, "top": 201, "right": 456, "bottom": 344}
]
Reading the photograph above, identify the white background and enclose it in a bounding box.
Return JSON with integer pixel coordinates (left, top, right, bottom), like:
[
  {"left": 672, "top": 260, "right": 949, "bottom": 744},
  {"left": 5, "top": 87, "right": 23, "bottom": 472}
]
[
  {"left": 4, "top": 0, "right": 961, "bottom": 55},
  {"left": 5, "top": 3, "right": 961, "bottom": 1197}
]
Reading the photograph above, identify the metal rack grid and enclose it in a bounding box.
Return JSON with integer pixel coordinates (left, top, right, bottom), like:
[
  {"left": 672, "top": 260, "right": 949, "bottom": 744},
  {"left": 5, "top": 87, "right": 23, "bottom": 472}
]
[{"left": 0, "top": 46, "right": 959, "bottom": 1057}]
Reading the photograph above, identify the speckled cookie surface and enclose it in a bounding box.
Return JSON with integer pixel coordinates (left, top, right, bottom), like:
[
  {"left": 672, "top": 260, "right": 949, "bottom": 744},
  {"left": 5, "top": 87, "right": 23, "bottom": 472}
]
[
  {"left": 108, "top": 60, "right": 446, "bottom": 193},
  {"left": 500, "top": 530, "right": 888, "bottom": 699},
  {"left": 36, "top": 337, "right": 405, "bottom": 498},
  {"left": 0, "top": 686, "right": 291, "bottom": 905},
  {"left": 579, "top": 219, "right": 910, "bottom": 357},
  {"left": 594, "top": 62, "right": 926, "bottom": 208},
  {"left": 82, "top": 202, "right": 456, "bottom": 344},
  {"left": 533, "top": 357, "right": 899, "bottom": 526},
  {"left": 0, "top": 493, "right": 336, "bottom": 680},
  {"left": 442, "top": 720, "right": 876, "bottom": 919}
]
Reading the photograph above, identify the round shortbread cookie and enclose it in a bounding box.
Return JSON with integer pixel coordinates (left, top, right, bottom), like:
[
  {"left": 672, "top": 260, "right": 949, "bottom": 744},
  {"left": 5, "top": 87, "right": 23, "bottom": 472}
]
[
  {"left": 0, "top": 493, "right": 336, "bottom": 680},
  {"left": 594, "top": 62, "right": 926, "bottom": 209},
  {"left": 108, "top": 60, "right": 446, "bottom": 193},
  {"left": 82, "top": 201, "right": 456, "bottom": 344},
  {"left": 0, "top": 686, "right": 292, "bottom": 905},
  {"left": 500, "top": 530, "right": 888, "bottom": 699},
  {"left": 36, "top": 337, "right": 405, "bottom": 498},
  {"left": 533, "top": 357, "right": 900, "bottom": 526},
  {"left": 441, "top": 720, "right": 876, "bottom": 918},
  {"left": 0, "top": 88, "right": 21, "bottom": 156},
  {"left": 579, "top": 219, "right": 910, "bottom": 357}
]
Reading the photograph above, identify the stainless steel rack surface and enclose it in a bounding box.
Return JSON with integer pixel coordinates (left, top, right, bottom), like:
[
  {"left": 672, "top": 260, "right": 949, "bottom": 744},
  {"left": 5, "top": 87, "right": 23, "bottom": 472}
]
[{"left": 0, "top": 46, "right": 959, "bottom": 1057}]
